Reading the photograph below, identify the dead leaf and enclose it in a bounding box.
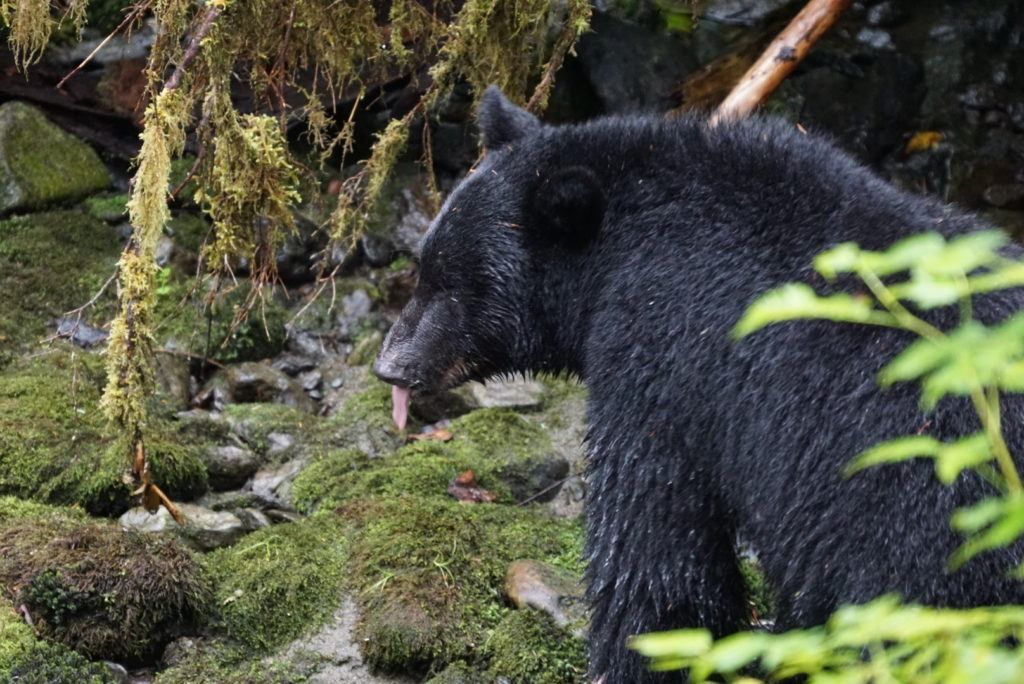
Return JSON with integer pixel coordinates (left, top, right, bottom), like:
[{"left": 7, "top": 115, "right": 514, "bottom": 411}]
[
  {"left": 448, "top": 470, "right": 496, "bottom": 504},
  {"left": 408, "top": 428, "right": 453, "bottom": 443},
  {"left": 905, "top": 131, "right": 942, "bottom": 155}
]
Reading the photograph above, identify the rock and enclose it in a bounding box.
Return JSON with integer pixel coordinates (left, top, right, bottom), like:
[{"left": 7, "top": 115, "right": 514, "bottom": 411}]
[
  {"left": 298, "top": 368, "right": 323, "bottom": 392},
  {"left": 249, "top": 457, "right": 309, "bottom": 507},
  {"left": 208, "top": 361, "right": 317, "bottom": 413},
  {"left": 504, "top": 560, "right": 587, "bottom": 635},
  {"left": 575, "top": 12, "right": 698, "bottom": 113},
  {"left": 361, "top": 232, "right": 396, "bottom": 267},
  {"left": 273, "top": 597, "right": 415, "bottom": 684},
  {"left": 410, "top": 389, "right": 476, "bottom": 423},
  {"left": 195, "top": 489, "right": 261, "bottom": 511},
  {"left": 704, "top": 0, "right": 793, "bottom": 26},
  {"left": 266, "top": 431, "right": 297, "bottom": 457},
  {"left": 272, "top": 352, "right": 318, "bottom": 376},
  {"left": 161, "top": 636, "right": 200, "bottom": 668},
  {"left": 856, "top": 27, "right": 896, "bottom": 51},
  {"left": 866, "top": 1, "right": 908, "bottom": 28},
  {"left": 52, "top": 317, "right": 109, "bottom": 348},
  {"left": 153, "top": 351, "right": 191, "bottom": 411},
  {"left": 119, "top": 503, "right": 247, "bottom": 551},
  {"left": 468, "top": 377, "right": 545, "bottom": 410},
  {"left": 235, "top": 507, "right": 273, "bottom": 532},
  {"left": 155, "top": 235, "right": 175, "bottom": 267},
  {"left": 202, "top": 444, "right": 259, "bottom": 490},
  {"left": 984, "top": 183, "right": 1024, "bottom": 209},
  {"left": 0, "top": 102, "right": 110, "bottom": 213},
  {"left": 104, "top": 662, "right": 130, "bottom": 684},
  {"left": 45, "top": 17, "right": 155, "bottom": 66}
]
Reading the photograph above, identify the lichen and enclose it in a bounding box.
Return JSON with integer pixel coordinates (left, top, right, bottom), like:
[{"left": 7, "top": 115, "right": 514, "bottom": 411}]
[
  {"left": 201, "top": 515, "right": 349, "bottom": 651},
  {"left": 0, "top": 511, "right": 209, "bottom": 663}
]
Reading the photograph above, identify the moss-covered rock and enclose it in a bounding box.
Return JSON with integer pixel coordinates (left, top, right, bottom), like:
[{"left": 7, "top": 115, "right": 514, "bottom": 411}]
[
  {"left": 293, "top": 408, "right": 567, "bottom": 513},
  {"left": 0, "top": 102, "right": 110, "bottom": 214},
  {"left": 0, "top": 210, "right": 120, "bottom": 353},
  {"left": 83, "top": 193, "right": 129, "bottom": 223},
  {"left": 340, "top": 496, "right": 583, "bottom": 677},
  {"left": 202, "top": 515, "right": 349, "bottom": 651},
  {"left": 482, "top": 610, "right": 587, "bottom": 684},
  {"left": 154, "top": 640, "right": 315, "bottom": 684},
  {"left": 0, "top": 505, "right": 209, "bottom": 663},
  {"left": 0, "top": 598, "right": 114, "bottom": 684},
  {"left": 0, "top": 349, "right": 208, "bottom": 515}
]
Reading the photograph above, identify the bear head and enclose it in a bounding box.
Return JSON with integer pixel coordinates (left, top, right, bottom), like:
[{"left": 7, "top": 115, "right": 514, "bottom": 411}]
[{"left": 373, "top": 87, "right": 605, "bottom": 424}]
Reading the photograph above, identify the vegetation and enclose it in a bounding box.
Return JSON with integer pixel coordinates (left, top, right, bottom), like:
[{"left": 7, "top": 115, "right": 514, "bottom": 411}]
[{"left": 633, "top": 231, "right": 1024, "bottom": 682}]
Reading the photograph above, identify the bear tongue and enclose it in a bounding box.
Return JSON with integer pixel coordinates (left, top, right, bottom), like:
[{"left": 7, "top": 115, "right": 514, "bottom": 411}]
[{"left": 391, "top": 385, "right": 411, "bottom": 431}]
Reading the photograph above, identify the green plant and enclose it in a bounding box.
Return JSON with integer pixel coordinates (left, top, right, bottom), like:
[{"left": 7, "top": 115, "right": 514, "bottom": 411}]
[{"left": 632, "top": 231, "right": 1024, "bottom": 683}]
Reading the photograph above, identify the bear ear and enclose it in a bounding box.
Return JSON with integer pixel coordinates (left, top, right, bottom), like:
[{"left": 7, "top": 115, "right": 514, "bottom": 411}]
[
  {"left": 478, "top": 85, "right": 540, "bottom": 150},
  {"left": 530, "top": 166, "right": 605, "bottom": 247}
]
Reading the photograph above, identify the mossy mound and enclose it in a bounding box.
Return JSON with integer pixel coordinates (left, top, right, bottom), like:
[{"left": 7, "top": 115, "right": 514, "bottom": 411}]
[
  {"left": 0, "top": 210, "right": 120, "bottom": 354},
  {"left": 0, "top": 597, "right": 114, "bottom": 684},
  {"left": 0, "top": 102, "right": 110, "bottom": 214},
  {"left": 340, "top": 495, "right": 583, "bottom": 676},
  {"left": 154, "top": 275, "right": 288, "bottom": 364},
  {"left": 202, "top": 515, "right": 349, "bottom": 651},
  {"left": 0, "top": 349, "right": 209, "bottom": 515},
  {"left": 0, "top": 505, "right": 209, "bottom": 663},
  {"left": 293, "top": 407, "right": 561, "bottom": 513},
  {"left": 482, "top": 610, "right": 587, "bottom": 684}
]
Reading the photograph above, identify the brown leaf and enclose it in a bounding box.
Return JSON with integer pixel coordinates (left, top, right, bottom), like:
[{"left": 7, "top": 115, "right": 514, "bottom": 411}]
[
  {"left": 448, "top": 469, "right": 496, "bottom": 504},
  {"left": 408, "top": 428, "right": 453, "bottom": 442},
  {"left": 905, "top": 131, "right": 942, "bottom": 155}
]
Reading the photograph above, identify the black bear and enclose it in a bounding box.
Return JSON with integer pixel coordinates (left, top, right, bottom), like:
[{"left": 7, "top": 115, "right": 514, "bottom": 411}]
[{"left": 373, "top": 86, "right": 1024, "bottom": 682}]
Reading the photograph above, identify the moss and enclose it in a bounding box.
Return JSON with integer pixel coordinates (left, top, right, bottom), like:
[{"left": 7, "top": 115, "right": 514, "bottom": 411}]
[
  {"left": 167, "top": 211, "right": 210, "bottom": 255},
  {"left": 340, "top": 496, "right": 583, "bottom": 675},
  {"left": 320, "top": 380, "right": 404, "bottom": 457},
  {"left": 0, "top": 513, "right": 209, "bottom": 663},
  {"left": 0, "top": 350, "right": 209, "bottom": 515},
  {"left": 0, "top": 600, "right": 114, "bottom": 684},
  {"left": 83, "top": 193, "right": 129, "bottom": 223},
  {"left": 221, "top": 403, "right": 320, "bottom": 457},
  {"left": 293, "top": 407, "right": 564, "bottom": 513},
  {"left": 740, "top": 557, "right": 775, "bottom": 621},
  {"left": 0, "top": 102, "right": 110, "bottom": 212},
  {"left": 154, "top": 275, "right": 288, "bottom": 364},
  {"left": 426, "top": 661, "right": 488, "bottom": 684},
  {"left": 347, "top": 329, "right": 383, "bottom": 366},
  {"left": 0, "top": 495, "right": 84, "bottom": 525},
  {"left": 202, "top": 515, "right": 349, "bottom": 651},
  {"left": 483, "top": 610, "right": 587, "bottom": 684},
  {"left": 0, "top": 210, "right": 120, "bottom": 353},
  {"left": 155, "top": 641, "right": 314, "bottom": 684}
]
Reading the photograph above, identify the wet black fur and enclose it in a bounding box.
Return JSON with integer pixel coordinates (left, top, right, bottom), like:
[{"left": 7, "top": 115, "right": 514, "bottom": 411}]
[{"left": 375, "top": 87, "right": 1024, "bottom": 683}]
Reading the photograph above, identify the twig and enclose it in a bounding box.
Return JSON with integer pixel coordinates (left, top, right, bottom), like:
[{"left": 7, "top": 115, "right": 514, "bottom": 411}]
[
  {"left": 56, "top": 1, "right": 152, "bottom": 90},
  {"left": 154, "top": 347, "right": 225, "bottom": 369},
  {"left": 710, "top": 0, "right": 851, "bottom": 126},
  {"left": 164, "top": 5, "right": 222, "bottom": 92},
  {"left": 517, "top": 474, "right": 575, "bottom": 506}
]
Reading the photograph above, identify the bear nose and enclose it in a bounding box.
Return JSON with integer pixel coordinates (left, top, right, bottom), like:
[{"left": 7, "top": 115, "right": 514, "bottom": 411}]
[{"left": 372, "top": 356, "right": 411, "bottom": 388}]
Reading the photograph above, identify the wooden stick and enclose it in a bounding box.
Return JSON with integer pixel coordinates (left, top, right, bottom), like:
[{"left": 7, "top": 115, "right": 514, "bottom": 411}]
[{"left": 710, "top": 0, "right": 851, "bottom": 126}]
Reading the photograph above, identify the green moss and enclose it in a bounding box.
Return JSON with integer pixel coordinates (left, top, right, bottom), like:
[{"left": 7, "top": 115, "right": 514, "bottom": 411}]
[
  {"left": 0, "top": 513, "right": 209, "bottom": 662},
  {"left": 154, "top": 275, "right": 288, "bottom": 364},
  {"left": 202, "top": 515, "right": 349, "bottom": 651},
  {"left": 740, "top": 556, "right": 775, "bottom": 621},
  {"left": 340, "top": 496, "right": 583, "bottom": 675},
  {"left": 0, "top": 102, "right": 110, "bottom": 212},
  {"left": 221, "top": 403, "right": 320, "bottom": 457},
  {"left": 482, "top": 610, "right": 587, "bottom": 684},
  {"left": 155, "top": 641, "right": 314, "bottom": 684},
  {"left": 0, "top": 495, "right": 84, "bottom": 525},
  {"left": 0, "top": 210, "right": 120, "bottom": 352},
  {"left": 425, "top": 661, "right": 488, "bottom": 684},
  {"left": 0, "top": 350, "right": 209, "bottom": 515},
  {"left": 347, "top": 329, "right": 383, "bottom": 366},
  {"left": 320, "top": 380, "right": 404, "bottom": 457},
  {"left": 167, "top": 211, "right": 210, "bottom": 255},
  {"left": 83, "top": 193, "right": 129, "bottom": 223},
  {"left": 0, "top": 601, "right": 114, "bottom": 684}
]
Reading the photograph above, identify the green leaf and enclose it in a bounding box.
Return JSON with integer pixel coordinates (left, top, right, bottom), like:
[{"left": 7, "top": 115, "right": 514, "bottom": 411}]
[
  {"left": 934, "top": 433, "right": 991, "bottom": 484},
  {"left": 951, "top": 495, "right": 1024, "bottom": 569},
  {"left": 704, "top": 633, "right": 769, "bottom": 672},
  {"left": 951, "top": 497, "right": 1007, "bottom": 534},
  {"left": 968, "top": 262, "right": 1024, "bottom": 295},
  {"left": 813, "top": 242, "right": 862, "bottom": 279},
  {"left": 879, "top": 337, "right": 953, "bottom": 386},
  {"left": 629, "top": 629, "right": 712, "bottom": 659},
  {"left": 733, "top": 284, "right": 889, "bottom": 339},
  {"left": 919, "top": 230, "right": 1006, "bottom": 277},
  {"left": 861, "top": 233, "right": 946, "bottom": 277},
  {"left": 845, "top": 436, "right": 941, "bottom": 476}
]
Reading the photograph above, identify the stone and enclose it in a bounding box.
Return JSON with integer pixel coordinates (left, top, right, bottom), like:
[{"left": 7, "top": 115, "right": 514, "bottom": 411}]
[
  {"left": 504, "top": 560, "right": 587, "bottom": 635},
  {"left": 468, "top": 377, "right": 545, "bottom": 410},
  {"left": 866, "top": 1, "right": 908, "bottom": 28},
  {"left": 704, "top": 0, "right": 792, "bottom": 25},
  {"left": 202, "top": 444, "right": 259, "bottom": 490},
  {"left": 249, "top": 457, "right": 309, "bottom": 507},
  {"left": 984, "top": 183, "right": 1024, "bottom": 210},
  {"left": 153, "top": 351, "right": 192, "bottom": 411},
  {"left": 119, "top": 503, "right": 247, "bottom": 551},
  {"left": 361, "top": 232, "right": 396, "bottom": 267},
  {"left": 856, "top": 27, "right": 896, "bottom": 51},
  {"left": 209, "top": 361, "right": 317, "bottom": 413},
  {"left": 235, "top": 507, "right": 273, "bottom": 532},
  {"left": 272, "top": 352, "right": 318, "bottom": 376},
  {"left": 52, "top": 317, "right": 109, "bottom": 349},
  {"left": 0, "top": 102, "right": 110, "bottom": 213},
  {"left": 104, "top": 662, "right": 130, "bottom": 684}
]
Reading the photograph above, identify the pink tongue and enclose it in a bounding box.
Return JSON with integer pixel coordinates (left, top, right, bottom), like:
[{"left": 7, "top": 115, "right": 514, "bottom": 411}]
[{"left": 391, "top": 385, "right": 411, "bottom": 431}]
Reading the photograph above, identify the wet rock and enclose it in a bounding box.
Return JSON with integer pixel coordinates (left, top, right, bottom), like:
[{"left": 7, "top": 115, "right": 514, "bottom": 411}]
[
  {"left": 272, "top": 352, "right": 318, "bottom": 376},
  {"left": 52, "top": 317, "right": 109, "bottom": 348},
  {"left": 502, "top": 452, "right": 570, "bottom": 504},
  {"left": 274, "top": 597, "right": 415, "bottom": 684},
  {"left": 104, "top": 662, "right": 130, "bottom": 684},
  {"left": 410, "top": 389, "right": 476, "bottom": 423},
  {"left": 298, "top": 368, "right": 323, "bottom": 392},
  {"left": 361, "top": 232, "right": 396, "bottom": 267},
  {"left": 235, "top": 507, "right": 273, "bottom": 532},
  {"left": 195, "top": 489, "right": 261, "bottom": 512},
  {"left": 704, "top": 0, "right": 794, "bottom": 26},
  {"left": 0, "top": 102, "right": 110, "bottom": 213},
  {"left": 866, "top": 1, "right": 908, "bottom": 28},
  {"left": 856, "top": 27, "right": 895, "bottom": 51},
  {"left": 984, "top": 183, "right": 1024, "bottom": 210},
  {"left": 208, "top": 361, "right": 317, "bottom": 413},
  {"left": 575, "top": 12, "right": 698, "bottom": 113},
  {"left": 468, "top": 378, "right": 545, "bottom": 410},
  {"left": 202, "top": 445, "right": 259, "bottom": 490},
  {"left": 504, "top": 560, "right": 587, "bottom": 635},
  {"left": 249, "top": 457, "right": 309, "bottom": 507},
  {"left": 266, "top": 431, "right": 297, "bottom": 457},
  {"left": 119, "top": 503, "right": 247, "bottom": 550}
]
